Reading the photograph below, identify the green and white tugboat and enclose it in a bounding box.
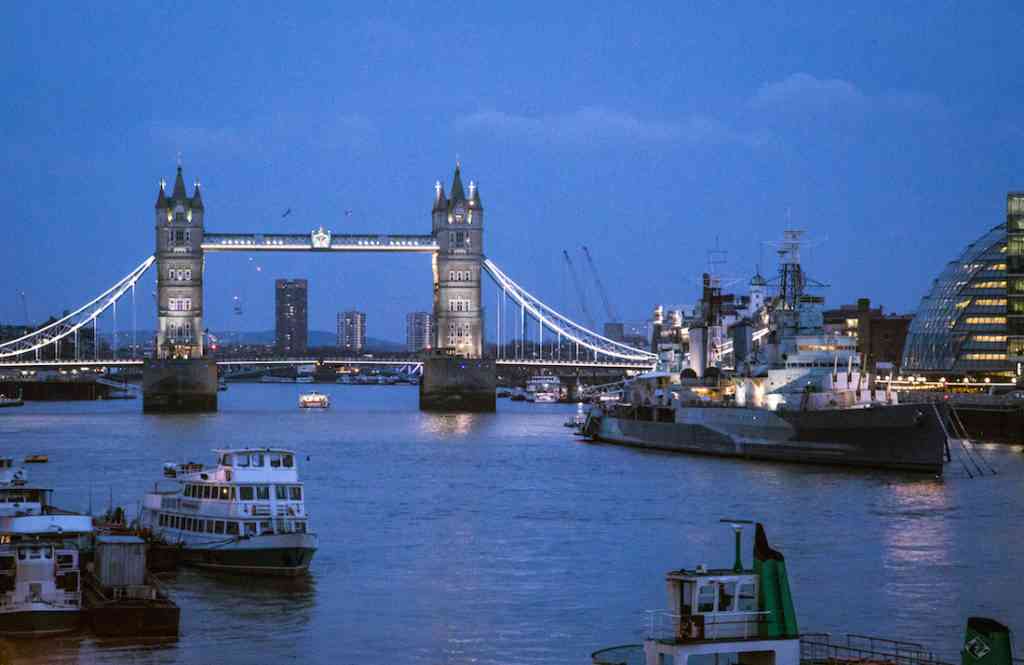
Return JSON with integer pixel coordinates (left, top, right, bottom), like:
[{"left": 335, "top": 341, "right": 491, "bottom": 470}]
[{"left": 592, "top": 521, "right": 1017, "bottom": 665}]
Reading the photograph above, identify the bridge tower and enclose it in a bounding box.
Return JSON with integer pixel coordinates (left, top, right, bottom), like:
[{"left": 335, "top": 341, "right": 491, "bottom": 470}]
[
  {"left": 432, "top": 163, "right": 484, "bottom": 357},
  {"left": 420, "top": 163, "right": 496, "bottom": 411},
  {"left": 154, "top": 165, "right": 205, "bottom": 359},
  {"left": 143, "top": 163, "right": 217, "bottom": 413}
]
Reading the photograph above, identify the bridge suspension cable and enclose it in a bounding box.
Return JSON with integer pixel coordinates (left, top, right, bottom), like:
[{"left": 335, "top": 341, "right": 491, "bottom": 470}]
[
  {"left": 482, "top": 258, "right": 657, "bottom": 366},
  {"left": 0, "top": 256, "right": 156, "bottom": 360}
]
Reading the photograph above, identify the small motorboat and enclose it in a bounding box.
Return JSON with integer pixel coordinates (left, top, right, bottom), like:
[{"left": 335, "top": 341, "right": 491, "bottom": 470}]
[
  {"left": 23, "top": 455, "right": 48, "bottom": 464},
  {"left": 0, "top": 393, "right": 24, "bottom": 408},
  {"left": 299, "top": 392, "right": 330, "bottom": 409}
]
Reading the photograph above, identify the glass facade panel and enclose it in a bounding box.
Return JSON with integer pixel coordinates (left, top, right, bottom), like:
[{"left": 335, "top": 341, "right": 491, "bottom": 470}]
[{"left": 902, "top": 224, "right": 1010, "bottom": 374}]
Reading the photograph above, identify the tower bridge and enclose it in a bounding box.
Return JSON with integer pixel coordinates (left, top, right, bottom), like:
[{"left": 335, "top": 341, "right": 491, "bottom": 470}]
[{"left": 0, "top": 162, "right": 658, "bottom": 411}]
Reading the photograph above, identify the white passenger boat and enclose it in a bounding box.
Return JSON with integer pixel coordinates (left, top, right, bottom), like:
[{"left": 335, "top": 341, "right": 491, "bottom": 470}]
[
  {"left": 298, "top": 392, "right": 329, "bottom": 409},
  {"left": 140, "top": 449, "right": 317, "bottom": 576},
  {"left": 526, "top": 375, "right": 561, "bottom": 403},
  {"left": 0, "top": 458, "right": 92, "bottom": 637}
]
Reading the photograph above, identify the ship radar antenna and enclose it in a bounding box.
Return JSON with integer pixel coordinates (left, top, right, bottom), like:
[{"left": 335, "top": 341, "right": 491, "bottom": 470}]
[{"left": 719, "top": 518, "right": 754, "bottom": 572}]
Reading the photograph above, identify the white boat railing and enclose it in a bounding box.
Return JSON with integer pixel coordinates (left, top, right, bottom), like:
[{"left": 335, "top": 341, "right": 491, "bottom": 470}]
[{"left": 644, "top": 609, "right": 771, "bottom": 641}]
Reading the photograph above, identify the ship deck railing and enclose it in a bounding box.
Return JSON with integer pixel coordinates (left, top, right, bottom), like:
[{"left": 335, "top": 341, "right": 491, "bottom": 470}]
[
  {"left": 800, "top": 632, "right": 953, "bottom": 665},
  {"left": 644, "top": 609, "right": 771, "bottom": 643},
  {"left": 591, "top": 644, "right": 644, "bottom": 665}
]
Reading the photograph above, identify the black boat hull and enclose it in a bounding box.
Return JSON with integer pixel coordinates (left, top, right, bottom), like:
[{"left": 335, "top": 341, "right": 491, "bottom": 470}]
[{"left": 587, "top": 402, "right": 949, "bottom": 474}]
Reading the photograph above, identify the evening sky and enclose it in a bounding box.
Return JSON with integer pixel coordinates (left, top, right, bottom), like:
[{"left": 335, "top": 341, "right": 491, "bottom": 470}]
[{"left": 3, "top": 2, "right": 1023, "bottom": 340}]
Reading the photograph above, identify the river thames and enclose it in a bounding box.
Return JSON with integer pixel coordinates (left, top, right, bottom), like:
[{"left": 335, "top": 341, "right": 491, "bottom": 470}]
[{"left": 2, "top": 383, "right": 1023, "bottom": 664}]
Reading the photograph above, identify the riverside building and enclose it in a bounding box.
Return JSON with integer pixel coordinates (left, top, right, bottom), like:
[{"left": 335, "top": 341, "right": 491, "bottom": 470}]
[
  {"left": 900, "top": 192, "right": 1024, "bottom": 383},
  {"left": 274, "top": 279, "right": 308, "bottom": 355},
  {"left": 406, "top": 312, "right": 433, "bottom": 352},
  {"left": 338, "top": 310, "right": 366, "bottom": 354}
]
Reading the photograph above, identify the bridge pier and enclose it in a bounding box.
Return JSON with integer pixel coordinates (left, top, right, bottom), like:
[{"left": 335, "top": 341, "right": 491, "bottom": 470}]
[
  {"left": 419, "top": 355, "right": 496, "bottom": 412},
  {"left": 142, "top": 358, "right": 217, "bottom": 413}
]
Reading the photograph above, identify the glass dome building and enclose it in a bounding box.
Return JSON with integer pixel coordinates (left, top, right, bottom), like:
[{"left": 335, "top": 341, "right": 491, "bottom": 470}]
[{"left": 901, "top": 223, "right": 1011, "bottom": 378}]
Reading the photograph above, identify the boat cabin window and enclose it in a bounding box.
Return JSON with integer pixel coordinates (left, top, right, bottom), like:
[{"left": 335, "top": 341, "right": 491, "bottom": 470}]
[
  {"left": 206, "top": 520, "right": 215, "bottom": 533},
  {"left": 245, "top": 522, "right": 257, "bottom": 535},
  {"left": 718, "top": 582, "right": 736, "bottom": 612},
  {"left": 680, "top": 581, "right": 695, "bottom": 615},
  {"left": 290, "top": 486, "right": 302, "bottom": 500},
  {"left": 697, "top": 584, "right": 716, "bottom": 613},
  {"left": 0, "top": 555, "right": 14, "bottom": 570},
  {"left": 214, "top": 520, "right": 225, "bottom": 534},
  {"left": 283, "top": 454, "right": 294, "bottom": 468},
  {"left": 256, "top": 486, "right": 270, "bottom": 500},
  {"left": 237, "top": 454, "right": 250, "bottom": 467},
  {"left": 17, "top": 549, "right": 25, "bottom": 560},
  {"left": 252, "top": 453, "right": 264, "bottom": 467},
  {"left": 276, "top": 485, "right": 287, "bottom": 500},
  {"left": 220, "top": 486, "right": 231, "bottom": 501},
  {"left": 259, "top": 521, "right": 272, "bottom": 534},
  {"left": 220, "top": 454, "right": 232, "bottom": 467},
  {"left": 203, "top": 485, "right": 213, "bottom": 500},
  {"left": 270, "top": 454, "right": 281, "bottom": 468},
  {"left": 56, "top": 554, "right": 73, "bottom": 567},
  {"left": 738, "top": 583, "right": 757, "bottom": 611},
  {"left": 226, "top": 521, "right": 239, "bottom": 535},
  {"left": 240, "top": 486, "right": 254, "bottom": 501},
  {"left": 294, "top": 521, "right": 306, "bottom": 533}
]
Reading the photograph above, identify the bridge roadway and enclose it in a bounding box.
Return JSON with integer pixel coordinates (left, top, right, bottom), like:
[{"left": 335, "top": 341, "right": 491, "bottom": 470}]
[
  {"left": 0, "top": 357, "right": 655, "bottom": 371},
  {"left": 202, "top": 233, "right": 438, "bottom": 252}
]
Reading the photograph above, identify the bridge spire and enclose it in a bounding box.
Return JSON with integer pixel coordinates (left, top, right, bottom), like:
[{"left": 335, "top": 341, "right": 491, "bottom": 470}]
[
  {"left": 433, "top": 179, "right": 446, "bottom": 211},
  {"left": 155, "top": 177, "right": 167, "bottom": 209},
  {"left": 469, "top": 180, "right": 482, "bottom": 209},
  {"left": 171, "top": 164, "right": 188, "bottom": 201},
  {"left": 191, "top": 179, "right": 204, "bottom": 210},
  {"left": 449, "top": 162, "right": 465, "bottom": 201}
]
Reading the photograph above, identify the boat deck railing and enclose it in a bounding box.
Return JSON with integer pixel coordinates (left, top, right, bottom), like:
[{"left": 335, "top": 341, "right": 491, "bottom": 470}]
[
  {"left": 800, "top": 633, "right": 953, "bottom": 665},
  {"left": 645, "top": 609, "right": 770, "bottom": 642},
  {"left": 591, "top": 644, "right": 644, "bottom": 665}
]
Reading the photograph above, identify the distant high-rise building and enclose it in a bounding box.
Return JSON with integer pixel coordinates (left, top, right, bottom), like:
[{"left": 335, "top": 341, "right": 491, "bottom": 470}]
[
  {"left": 406, "top": 312, "right": 433, "bottom": 352},
  {"left": 338, "top": 310, "right": 366, "bottom": 354},
  {"left": 275, "top": 279, "right": 308, "bottom": 354}
]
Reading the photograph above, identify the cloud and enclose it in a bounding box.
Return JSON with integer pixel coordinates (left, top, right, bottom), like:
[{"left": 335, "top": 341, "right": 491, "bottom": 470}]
[
  {"left": 752, "top": 73, "right": 868, "bottom": 111},
  {"left": 456, "top": 106, "right": 768, "bottom": 147},
  {"left": 751, "top": 73, "right": 943, "bottom": 116},
  {"left": 151, "top": 113, "right": 379, "bottom": 156}
]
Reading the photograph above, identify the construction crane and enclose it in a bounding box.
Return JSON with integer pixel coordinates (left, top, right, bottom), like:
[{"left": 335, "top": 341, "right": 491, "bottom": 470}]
[
  {"left": 562, "top": 250, "right": 596, "bottom": 330},
  {"left": 581, "top": 246, "right": 619, "bottom": 323},
  {"left": 18, "top": 291, "right": 29, "bottom": 327}
]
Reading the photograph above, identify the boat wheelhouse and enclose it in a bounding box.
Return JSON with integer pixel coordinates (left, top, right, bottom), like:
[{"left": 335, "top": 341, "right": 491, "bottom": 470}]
[
  {"left": 590, "top": 522, "right": 987, "bottom": 665},
  {"left": 140, "top": 448, "right": 317, "bottom": 576},
  {"left": 0, "top": 458, "right": 91, "bottom": 637}
]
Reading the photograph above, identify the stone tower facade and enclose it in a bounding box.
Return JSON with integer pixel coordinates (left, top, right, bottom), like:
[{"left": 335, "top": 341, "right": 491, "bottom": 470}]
[
  {"left": 432, "top": 164, "right": 484, "bottom": 358},
  {"left": 154, "top": 165, "right": 205, "bottom": 359}
]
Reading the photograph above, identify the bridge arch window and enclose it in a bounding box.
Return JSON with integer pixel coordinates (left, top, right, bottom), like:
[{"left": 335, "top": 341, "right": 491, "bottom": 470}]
[{"left": 449, "top": 270, "right": 455, "bottom": 281}]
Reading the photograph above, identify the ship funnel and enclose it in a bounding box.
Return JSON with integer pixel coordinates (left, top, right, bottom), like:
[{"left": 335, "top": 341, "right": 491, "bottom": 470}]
[
  {"left": 754, "top": 523, "right": 799, "bottom": 639},
  {"left": 962, "top": 618, "right": 1014, "bottom": 665}
]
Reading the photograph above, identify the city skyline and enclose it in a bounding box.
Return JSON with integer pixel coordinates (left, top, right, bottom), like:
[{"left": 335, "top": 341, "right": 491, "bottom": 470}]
[{"left": 4, "top": 3, "right": 1024, "bottom": 342}]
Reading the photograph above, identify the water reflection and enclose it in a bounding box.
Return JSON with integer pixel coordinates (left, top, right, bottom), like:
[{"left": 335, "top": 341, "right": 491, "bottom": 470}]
[{"left": 419, "top": 412, "right": 490, "bottom": 437}]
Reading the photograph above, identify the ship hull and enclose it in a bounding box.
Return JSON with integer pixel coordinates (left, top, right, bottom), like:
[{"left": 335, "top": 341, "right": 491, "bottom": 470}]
[
  {"left": 587, "top": 403, "right": 948, "bottom": 474},
  {"left": 176, "top": 533, "right": 318, "bottom": 576},
  {"left": 0, "top": 608, "right": 81, "bottom": 637}
]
